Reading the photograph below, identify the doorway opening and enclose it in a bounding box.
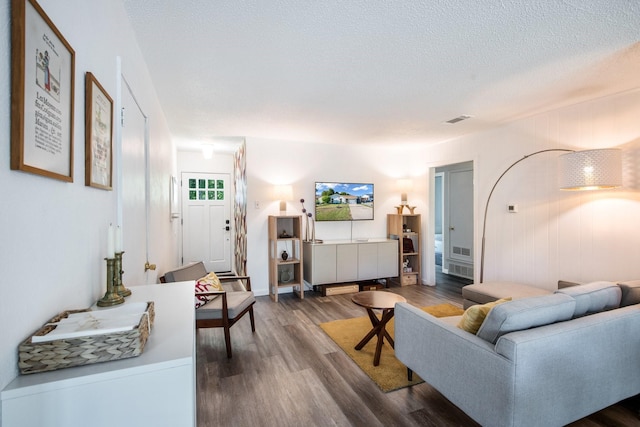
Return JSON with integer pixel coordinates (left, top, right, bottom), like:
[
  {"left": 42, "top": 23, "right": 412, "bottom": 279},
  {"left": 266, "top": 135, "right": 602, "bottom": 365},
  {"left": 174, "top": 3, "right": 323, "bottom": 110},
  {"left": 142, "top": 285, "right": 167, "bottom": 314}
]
[{"left": 433, "top": 161, "right": 474, "bottom": 293}]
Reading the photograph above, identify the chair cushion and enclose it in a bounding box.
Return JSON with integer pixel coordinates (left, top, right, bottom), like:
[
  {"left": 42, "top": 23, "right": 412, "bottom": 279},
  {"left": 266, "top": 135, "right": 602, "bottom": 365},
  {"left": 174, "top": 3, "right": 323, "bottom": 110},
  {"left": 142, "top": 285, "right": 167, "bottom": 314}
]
[
  {"left": 196, "top": 291, "right": 256, "bottom": 320},
  {"left": 457, "top": 298, "right": 511, "bottom": 334},
  {"left": 194, "top": 272, "right": 223, "bottom": 309},
  {"left": 555, "top": 281, "right": 621, "bottom": 317},
  {"left": 163, "top": 262, "right": 208, "bottom": 283},
  {"left": 476, "top": 293, "right": 576, "bottom": 344},
  {"left": 617, "top": 280, "right": 640, "bottom": 307}
]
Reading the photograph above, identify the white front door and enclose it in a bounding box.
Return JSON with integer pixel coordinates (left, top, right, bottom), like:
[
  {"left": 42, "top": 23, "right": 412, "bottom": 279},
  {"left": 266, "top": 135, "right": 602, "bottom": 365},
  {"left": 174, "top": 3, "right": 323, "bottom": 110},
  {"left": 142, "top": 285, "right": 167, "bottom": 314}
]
[{"left": 181, "top": 172, "right": 232, "bottom": 272}]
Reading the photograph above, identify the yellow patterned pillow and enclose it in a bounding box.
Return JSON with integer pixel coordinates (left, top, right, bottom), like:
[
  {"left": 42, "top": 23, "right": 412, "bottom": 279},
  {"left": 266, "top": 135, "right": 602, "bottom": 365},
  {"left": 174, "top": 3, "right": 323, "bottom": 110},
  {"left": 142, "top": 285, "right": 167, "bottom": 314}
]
[
  {"left": 194, "top": 272, "right": 223, "bottom": 308},
  {"left": 457, "top": 298, "right": 512, "bottom": 334}
]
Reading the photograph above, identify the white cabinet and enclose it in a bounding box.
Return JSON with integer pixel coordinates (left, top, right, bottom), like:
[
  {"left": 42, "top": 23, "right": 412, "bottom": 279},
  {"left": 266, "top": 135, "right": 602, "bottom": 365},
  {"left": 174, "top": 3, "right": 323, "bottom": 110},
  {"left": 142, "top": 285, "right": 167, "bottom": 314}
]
[
  {"left": 1, "top": 282, "right": 196, "bottom": 427},
  {"left": 303, "top": 239, "right": 398, "bottom": 286}
]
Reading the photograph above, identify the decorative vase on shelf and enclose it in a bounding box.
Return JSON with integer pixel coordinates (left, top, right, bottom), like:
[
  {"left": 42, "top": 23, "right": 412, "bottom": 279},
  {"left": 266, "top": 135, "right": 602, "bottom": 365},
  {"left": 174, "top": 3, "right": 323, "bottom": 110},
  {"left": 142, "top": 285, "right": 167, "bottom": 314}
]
[
  {"left": 280, "top": 269, "right": 292, "bottom": 283},
  {"left": 281, "top": 250, "right": 289, "bottom": 261}
]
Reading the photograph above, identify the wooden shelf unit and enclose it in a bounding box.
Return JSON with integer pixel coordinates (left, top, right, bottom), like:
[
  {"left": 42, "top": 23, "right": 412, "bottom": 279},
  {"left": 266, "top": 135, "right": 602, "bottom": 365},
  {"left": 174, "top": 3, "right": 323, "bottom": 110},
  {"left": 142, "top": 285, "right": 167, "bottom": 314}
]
[
  {"left": 268, "top": 215, "right": 304, "bottom": 302},
  {"left": 387, "top": 213, "right": 422, "bottom": 286}
]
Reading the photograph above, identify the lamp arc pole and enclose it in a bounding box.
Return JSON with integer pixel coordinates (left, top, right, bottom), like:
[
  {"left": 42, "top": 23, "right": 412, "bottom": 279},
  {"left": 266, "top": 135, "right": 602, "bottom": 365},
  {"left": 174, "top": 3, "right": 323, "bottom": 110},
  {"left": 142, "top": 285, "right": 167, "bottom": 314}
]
[{"left": 479, "top": 149, "right": 573, "bottom": 283}]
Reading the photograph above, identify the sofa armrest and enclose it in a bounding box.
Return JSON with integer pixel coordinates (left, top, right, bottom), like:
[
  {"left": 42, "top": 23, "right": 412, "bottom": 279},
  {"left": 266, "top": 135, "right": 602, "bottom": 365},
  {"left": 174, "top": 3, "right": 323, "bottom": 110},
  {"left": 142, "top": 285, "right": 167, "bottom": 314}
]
[{"left": 394, "top": 302, "right": 516, "bottom": 427}]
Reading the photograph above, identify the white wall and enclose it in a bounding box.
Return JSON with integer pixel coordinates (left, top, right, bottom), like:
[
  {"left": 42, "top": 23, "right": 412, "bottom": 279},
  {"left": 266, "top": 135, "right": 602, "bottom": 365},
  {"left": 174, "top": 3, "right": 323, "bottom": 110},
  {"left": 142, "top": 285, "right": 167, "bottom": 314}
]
[
  {"left": 422, "top": 88, "right": 640, "bottom": 289},
  {"left": 244, "top": 88, "right": 640, "bottom": 297},
  {"left": 0, "top": 1, "right": 176, "bottom": 392},
  {"left": 245, "top": 138, "right": 431, "bottom": 296}
]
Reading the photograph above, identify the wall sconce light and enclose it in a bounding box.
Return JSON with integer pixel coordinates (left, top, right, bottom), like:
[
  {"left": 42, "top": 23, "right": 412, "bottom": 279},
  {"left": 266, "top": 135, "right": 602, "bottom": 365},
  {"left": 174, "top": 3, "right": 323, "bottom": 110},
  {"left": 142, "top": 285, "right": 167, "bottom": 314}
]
[
  {"left": 480, "top": 148, "right": 622, "bottom": 283},
  {"left": 274, "top": 185, "right": 293, "bottom": 215}
]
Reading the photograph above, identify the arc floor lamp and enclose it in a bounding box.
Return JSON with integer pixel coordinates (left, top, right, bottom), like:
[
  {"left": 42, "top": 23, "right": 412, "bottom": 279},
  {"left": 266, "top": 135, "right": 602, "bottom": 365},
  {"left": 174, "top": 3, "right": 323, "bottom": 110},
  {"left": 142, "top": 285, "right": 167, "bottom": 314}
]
[{"left": 479, "top": 148, "right": 622, "bottom": 283}]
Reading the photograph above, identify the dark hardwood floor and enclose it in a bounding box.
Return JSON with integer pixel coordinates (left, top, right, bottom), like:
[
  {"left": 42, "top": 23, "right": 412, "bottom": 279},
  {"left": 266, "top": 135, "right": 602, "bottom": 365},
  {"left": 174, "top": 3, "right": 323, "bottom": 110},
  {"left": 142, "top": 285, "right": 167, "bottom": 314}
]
[{"left": 196, "top": 284, "right": 640, "bottom": 426}]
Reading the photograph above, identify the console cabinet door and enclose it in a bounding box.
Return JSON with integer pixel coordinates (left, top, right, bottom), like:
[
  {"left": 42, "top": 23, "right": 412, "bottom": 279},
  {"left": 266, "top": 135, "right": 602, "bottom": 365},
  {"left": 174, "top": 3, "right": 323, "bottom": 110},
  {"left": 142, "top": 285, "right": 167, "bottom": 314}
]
[
  {"left": 357, "top": 243, "right": 378, "bottom": 280},
  {"left": 311, "top": 244, "right": 337, "bottom": 285},
  {"left": 336, "top": 244, "right": 358, "bottom": 282},
  {"left": 377, "top": 241, "right": 399, "bottom": 278}
]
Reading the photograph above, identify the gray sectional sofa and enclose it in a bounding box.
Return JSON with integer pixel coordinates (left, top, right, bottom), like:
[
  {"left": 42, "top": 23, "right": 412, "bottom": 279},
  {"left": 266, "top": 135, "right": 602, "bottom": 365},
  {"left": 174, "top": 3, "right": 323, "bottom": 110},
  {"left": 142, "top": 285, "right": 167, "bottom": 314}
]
[{"left": 395, "top": 280, "right": 640, "bottom": 427}]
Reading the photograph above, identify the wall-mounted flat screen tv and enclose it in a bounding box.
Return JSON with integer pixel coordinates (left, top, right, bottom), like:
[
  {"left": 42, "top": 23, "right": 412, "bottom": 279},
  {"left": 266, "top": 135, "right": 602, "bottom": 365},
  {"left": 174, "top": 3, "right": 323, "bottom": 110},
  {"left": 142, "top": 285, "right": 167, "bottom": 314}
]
[{"left": 315, "top": 182, "right": 374, "bottom": 221}]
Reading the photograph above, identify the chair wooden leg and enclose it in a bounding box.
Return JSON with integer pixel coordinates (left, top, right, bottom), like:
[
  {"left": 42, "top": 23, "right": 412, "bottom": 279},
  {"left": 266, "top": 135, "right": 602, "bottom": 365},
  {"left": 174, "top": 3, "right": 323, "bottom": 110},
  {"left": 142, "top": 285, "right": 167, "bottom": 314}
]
[
  {"left": 408, "top": 368, "right": 413, "bottom": 381},
  {"left": 249, "top": 306, "right": 256, "bottom": 332},
  {"left": 224, "top": 325, "right": 232, "bottom": 358}
]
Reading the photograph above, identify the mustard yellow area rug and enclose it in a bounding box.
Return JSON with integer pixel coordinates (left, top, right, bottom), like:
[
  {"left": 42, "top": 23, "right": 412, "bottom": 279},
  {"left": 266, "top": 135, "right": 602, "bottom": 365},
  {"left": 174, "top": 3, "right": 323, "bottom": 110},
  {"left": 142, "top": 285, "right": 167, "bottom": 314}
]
[{"left": 320, "top": 303, "right": 463, "bottom": 392}]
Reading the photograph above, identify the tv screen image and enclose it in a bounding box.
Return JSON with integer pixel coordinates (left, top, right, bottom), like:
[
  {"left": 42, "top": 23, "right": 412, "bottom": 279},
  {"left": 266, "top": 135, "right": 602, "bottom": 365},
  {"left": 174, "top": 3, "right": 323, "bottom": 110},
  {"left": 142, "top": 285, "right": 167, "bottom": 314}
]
[{"left": 315, "top": 182, "right": 374, "bottom": 221}]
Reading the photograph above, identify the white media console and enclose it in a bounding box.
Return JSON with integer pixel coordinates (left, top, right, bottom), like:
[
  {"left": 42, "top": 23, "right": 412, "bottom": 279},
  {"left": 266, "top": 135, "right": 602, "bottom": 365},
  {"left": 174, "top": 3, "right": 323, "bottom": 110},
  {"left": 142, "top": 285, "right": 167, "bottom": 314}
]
[{"left": 303, "top": 239, "right": 398, "bottom": 286}]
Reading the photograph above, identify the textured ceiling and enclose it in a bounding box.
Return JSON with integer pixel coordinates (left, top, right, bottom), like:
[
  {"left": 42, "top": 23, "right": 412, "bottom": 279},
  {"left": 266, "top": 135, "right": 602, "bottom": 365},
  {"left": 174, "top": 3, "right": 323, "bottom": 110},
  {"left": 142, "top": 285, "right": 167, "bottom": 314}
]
[{"left": 122, "top": 0, "right": 640, "bottom": 149}]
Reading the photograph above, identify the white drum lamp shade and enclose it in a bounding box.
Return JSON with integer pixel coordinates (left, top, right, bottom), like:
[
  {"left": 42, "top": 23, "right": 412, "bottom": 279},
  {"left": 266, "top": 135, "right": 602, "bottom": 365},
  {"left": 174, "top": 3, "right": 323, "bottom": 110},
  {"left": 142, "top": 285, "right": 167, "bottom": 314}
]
[{"left": 559, "top": 148, "right": 622, "bottom": 191}]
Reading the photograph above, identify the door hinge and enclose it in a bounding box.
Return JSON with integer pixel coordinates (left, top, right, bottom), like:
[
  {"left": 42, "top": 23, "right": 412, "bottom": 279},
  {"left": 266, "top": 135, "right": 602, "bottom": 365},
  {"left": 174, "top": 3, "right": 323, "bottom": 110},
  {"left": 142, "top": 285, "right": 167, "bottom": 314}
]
[{"left": 121, "top": 107, "right": 125, "bottom": 126}]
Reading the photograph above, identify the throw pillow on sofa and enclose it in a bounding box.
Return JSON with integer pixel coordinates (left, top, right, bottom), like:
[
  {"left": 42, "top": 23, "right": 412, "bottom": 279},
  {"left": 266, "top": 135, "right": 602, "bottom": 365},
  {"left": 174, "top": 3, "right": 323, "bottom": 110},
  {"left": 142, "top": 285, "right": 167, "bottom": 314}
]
[
  {"left": 476, "top": 293, "right": 576, "bottom": 344},
  {"left": 195, "top": 272, "right": 223, "bottom": 308},
  {"left": 617, "top": 280, "right": 640, "bottom": 306},
  {"left": 457, "top": 298, "right": 511, "bottom": 334},
  {"left": 554, "top": 281, "right": 621, "bottom": 317}
]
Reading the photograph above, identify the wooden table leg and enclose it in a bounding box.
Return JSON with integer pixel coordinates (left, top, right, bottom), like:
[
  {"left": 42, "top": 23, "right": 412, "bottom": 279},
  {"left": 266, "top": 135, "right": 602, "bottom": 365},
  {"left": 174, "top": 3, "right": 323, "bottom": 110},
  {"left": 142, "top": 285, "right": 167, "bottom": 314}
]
[
  {"left": 355, "top": 307, "right": 396, "bottom": 366},
  {"left": 355, "top": 309, "right": 382, "bottom": 350}
]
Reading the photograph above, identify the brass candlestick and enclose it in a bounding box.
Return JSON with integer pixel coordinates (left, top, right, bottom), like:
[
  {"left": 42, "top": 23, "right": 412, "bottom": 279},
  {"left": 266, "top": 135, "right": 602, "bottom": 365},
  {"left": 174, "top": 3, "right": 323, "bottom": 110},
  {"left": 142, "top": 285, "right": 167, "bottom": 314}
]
[
  {"left": 97, "top": 257, "right": 125, "bottom": 307},
  {"left": 113, "top": 251, "right": 131, "bottom": 297}
]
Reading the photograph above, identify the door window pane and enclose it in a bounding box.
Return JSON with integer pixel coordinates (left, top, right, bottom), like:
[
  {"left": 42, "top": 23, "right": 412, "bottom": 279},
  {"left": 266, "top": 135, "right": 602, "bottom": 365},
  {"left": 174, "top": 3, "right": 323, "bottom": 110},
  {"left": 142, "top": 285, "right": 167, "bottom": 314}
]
[
  {"left": 189, "top": 190, "right": 196, "bottom": 200},
  {"left": 189, "top": 179, "right": 196, "bottom": 189},
  {"left": 217, "top": 191, "right": 224, "bottom": 200},
  {"left": 216, "top": 180, "right": 224, "bottom": 189},
  {"left": 198, "top": 190, "right": 206, "bottom": 200}
]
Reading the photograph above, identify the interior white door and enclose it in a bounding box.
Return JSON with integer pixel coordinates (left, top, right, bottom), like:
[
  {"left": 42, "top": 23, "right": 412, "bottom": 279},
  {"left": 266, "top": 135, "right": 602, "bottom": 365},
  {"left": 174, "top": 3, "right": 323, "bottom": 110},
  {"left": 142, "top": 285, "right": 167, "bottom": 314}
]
[
  {"left": 120, "top": 79, "right": 152, "bottom": 284},
  {"left": 448, "top": 169, "right": 473, "bottom": 265},
  {"left": 181, "top": 172, "right": 231, "bottom": 272}
]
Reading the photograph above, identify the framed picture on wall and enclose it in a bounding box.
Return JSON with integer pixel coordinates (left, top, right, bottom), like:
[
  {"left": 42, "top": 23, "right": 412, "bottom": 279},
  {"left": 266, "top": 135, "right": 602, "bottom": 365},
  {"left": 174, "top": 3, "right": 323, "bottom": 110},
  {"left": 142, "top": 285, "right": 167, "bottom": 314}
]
[
  {"left": 10, "top": 0, "right": 75, "bottom": 182},
  {"left": 85, "top": 72, "right": 113, "bottom": 190}
]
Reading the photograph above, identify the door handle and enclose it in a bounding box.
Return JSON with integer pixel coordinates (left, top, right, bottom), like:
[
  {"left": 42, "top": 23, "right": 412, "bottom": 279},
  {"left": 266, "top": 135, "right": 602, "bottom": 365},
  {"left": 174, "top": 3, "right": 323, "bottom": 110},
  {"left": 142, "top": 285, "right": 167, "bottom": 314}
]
[
  {"left": 450, "top": 227, "right": 455, "bottom": 231},
  {"left": 144, "top": 261, "right": 156, "bottom": 272}
]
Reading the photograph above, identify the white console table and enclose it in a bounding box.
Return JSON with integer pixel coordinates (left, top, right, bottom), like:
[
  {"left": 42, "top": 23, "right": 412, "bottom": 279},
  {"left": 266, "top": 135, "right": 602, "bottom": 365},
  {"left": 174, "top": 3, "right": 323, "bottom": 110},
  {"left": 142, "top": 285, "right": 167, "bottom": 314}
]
[
  {"left": 303, "top": 239, "right": 398, "bottom": 286},
  {"left": 1, "top": 282, "right": 196, "bottom": 427}
]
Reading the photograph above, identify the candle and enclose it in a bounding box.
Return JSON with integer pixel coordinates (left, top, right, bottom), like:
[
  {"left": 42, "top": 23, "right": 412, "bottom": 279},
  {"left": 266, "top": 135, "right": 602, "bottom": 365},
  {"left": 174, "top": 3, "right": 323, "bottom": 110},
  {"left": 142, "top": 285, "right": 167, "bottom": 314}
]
[
  {"left": 107, "top": 224, "right": 115, "bottom": 258},
  {"left": 115, "top": 225, "right": 123, "bottom": 252}
]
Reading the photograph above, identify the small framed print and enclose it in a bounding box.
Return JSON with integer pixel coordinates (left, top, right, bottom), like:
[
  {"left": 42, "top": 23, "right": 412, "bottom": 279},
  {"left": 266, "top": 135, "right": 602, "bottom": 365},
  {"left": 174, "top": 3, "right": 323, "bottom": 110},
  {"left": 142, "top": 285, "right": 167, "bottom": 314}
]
[
  {"left": 84, "top": 72, "right": 113, "bottom": 190},
  {"left": 10, "top": 0, "right": 75, "bottom": 182}
]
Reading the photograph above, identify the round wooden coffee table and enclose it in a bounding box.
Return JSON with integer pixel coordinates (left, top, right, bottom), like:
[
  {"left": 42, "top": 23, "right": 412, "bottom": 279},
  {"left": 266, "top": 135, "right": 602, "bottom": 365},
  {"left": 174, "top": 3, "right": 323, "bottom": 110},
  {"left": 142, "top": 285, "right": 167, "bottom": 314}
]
[{"left": 351, "top": 291, "right": 407, "bottom": 366}]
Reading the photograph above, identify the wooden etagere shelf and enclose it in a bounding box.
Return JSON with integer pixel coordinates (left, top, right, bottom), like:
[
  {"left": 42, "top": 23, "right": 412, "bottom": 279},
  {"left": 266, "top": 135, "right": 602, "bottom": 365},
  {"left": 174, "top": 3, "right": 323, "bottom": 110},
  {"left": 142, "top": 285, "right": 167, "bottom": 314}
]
[
  {"left": 387, "top": 213, "right": 422, "bottom": 286},
  {"left": 268, "top": 215, "right": 304, "bottom": 302}
]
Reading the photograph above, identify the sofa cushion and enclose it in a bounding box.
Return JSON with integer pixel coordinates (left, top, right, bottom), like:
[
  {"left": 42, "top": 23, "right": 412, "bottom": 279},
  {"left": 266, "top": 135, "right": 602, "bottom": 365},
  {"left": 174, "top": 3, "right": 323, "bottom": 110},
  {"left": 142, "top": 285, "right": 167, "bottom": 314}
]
[
  {"left": 462, "top": 282, "right": 550, "bottom": 305},
  {"left": 617, "top": 280, "right": 640, "bottom": 307},
  {"left": 456, "top": 298, "right": 511, "bottom": 334},
  {"left": 476, "top": 293, "right": 576, "bottom": 344},
  {"left": 196, "top": 291, "right": 256, "bottom": 320},
  {"left": 555, "top": 281, "right": 621, "bottom": 317}
]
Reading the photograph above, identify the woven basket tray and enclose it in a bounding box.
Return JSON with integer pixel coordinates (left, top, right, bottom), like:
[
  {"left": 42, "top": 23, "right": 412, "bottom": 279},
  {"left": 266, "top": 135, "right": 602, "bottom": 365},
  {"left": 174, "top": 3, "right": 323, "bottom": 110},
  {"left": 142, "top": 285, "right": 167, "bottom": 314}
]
[{"left": 18, "top": 301, "right": 155, "bottom": 375}]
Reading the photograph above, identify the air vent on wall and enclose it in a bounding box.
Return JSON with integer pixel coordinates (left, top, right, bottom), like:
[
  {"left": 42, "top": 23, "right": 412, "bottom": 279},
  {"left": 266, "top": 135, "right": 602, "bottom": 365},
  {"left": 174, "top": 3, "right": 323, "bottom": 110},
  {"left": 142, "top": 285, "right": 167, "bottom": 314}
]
[
  {"left": 449, "top": 262, "right": 474, "bottom": 280},
  {"left": 444, "top": 115, "right": 472, "bottom": 124},
  {"left": 452, "top": 246, "right": 471, "bottom": 257}
]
